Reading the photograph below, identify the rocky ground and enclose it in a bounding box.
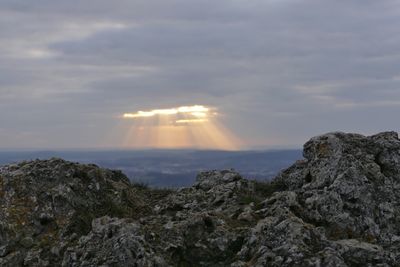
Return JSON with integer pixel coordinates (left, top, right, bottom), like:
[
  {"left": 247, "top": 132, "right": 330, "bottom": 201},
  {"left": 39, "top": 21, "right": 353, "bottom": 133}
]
[{"left": 1, "top": 131, "right": 400, "bottom": 266}]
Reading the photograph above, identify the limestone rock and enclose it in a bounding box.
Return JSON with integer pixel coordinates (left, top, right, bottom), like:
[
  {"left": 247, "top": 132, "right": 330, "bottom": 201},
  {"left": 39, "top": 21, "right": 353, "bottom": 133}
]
[
  {"left": 62, "top": 216, "right": 167, "bottom": 267},
  {"left": 1, "top": 132, "right": 400, "bottom": 266},
  {"left": 0, "top": 158, "right": 149, "bottom": 266}
]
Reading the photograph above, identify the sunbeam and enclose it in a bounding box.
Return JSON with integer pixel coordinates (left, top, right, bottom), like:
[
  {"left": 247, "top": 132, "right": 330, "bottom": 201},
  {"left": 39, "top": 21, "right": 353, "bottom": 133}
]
[{"left": 122, "top": 105, "right": 241, "bottom": 150}]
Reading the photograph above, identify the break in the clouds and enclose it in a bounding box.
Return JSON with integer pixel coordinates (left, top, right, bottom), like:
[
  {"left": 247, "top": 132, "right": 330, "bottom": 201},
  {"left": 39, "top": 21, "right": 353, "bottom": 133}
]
[{"left": 1, "top": 0, "right": 400, "bottom": 149}]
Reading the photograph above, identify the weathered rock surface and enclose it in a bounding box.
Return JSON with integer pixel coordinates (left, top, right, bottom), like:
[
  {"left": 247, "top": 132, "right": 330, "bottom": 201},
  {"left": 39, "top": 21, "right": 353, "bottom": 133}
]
[
  {"left": 0, "top": 158, "right": 150, "bottom": 266},
  {"left": 1, "top": 131, "right": 400, "bottom": 266}
]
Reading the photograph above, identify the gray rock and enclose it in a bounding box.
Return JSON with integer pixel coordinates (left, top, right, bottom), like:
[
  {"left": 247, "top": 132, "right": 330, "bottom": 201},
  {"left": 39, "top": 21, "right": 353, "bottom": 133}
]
[
  {"left": 235, "top": 131, "right": 400, "bottom": 266},
  {"left": 0, "top": 158, "right": 150, "bottom": 266},
  {"left": 1, "top": 132, "right": 400, "bottom": 266},
  {"left": 194, "top": 170, "right": 242, "bottom": 191},
  {"left": 62, "top": 216, "right": 167, "bottom": 267}
]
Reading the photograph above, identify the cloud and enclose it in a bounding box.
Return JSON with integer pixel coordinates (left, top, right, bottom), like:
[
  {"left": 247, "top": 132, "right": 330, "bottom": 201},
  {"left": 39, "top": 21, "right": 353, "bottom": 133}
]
[{"left": 1, "top": 0, "right": 400, "bottom": 148}]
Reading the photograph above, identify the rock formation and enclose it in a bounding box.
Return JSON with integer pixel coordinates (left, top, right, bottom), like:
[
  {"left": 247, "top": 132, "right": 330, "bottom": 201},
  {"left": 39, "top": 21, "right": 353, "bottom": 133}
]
[{"left": 1, "top": 132, "right": 400, "bottom": 266}]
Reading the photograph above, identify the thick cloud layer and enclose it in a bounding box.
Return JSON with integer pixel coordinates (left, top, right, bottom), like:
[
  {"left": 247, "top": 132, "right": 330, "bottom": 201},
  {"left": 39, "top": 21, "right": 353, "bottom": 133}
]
[{"left": 1, "top": 0, "right": 400, "bottom": 149}]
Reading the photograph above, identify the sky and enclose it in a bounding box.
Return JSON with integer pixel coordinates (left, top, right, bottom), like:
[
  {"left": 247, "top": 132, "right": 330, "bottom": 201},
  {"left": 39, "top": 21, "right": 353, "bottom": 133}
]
[{"left": 1, "top": 0, "right": 400, "bottom": 150}]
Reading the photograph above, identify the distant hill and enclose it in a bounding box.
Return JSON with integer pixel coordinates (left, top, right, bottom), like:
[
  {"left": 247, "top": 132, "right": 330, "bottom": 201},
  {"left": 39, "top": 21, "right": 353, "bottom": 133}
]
[{"left": 0, "top": 149, "right": 302, "bottom": 187}]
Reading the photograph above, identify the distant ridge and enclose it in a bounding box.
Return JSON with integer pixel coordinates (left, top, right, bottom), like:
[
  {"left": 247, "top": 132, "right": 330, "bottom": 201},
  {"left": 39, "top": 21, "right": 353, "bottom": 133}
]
[{"left": 0, "top": 149, "right": 302, "bottom": 187}]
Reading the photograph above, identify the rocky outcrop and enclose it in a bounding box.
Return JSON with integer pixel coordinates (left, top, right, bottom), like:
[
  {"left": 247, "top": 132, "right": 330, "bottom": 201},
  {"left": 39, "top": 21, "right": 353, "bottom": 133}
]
[
  {"left": 1, "top": 132, "right": 400, "bottom": 266},
  {"left": 234, "top": 131, "right": 400, "bottom": 266},
  {"left": 0, "top": 158, "right": 150, "bottom": 266}
]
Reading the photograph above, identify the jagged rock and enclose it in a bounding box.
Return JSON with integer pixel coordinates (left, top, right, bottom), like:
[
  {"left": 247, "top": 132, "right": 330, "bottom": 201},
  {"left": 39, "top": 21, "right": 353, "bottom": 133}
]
[
  {"left": 1, "top": 132, "right": 400, "bottom": 266},
  {"left": 234, "top": 131, "right": 400, "bottom": 266},
  {"left": 62, "top": 216, "right": 167, "bottom": 267},
  {"left": 0, "top": 158, "right": 149, "bottom": 266},
  {"left": 195, "top": 170, "right": 242, "bottom": 191}
]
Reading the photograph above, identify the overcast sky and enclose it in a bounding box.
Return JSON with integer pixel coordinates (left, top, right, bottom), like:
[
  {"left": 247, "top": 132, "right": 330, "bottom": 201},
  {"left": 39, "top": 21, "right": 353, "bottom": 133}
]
[{"left": 1, "top": 0, "right": 400, "bottom": 149}]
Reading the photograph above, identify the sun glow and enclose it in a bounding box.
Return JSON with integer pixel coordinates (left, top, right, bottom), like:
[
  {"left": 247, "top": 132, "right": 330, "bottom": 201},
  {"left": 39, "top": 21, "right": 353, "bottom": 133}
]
[
  {"left": 123, "top": 105, "right": 209, "bottom": 119},
  {"left": 175, "top": 119, "right": 208, "bottom": 124},
  {"left": 122, "top": 105, "right": 240, "bottom": 150}
]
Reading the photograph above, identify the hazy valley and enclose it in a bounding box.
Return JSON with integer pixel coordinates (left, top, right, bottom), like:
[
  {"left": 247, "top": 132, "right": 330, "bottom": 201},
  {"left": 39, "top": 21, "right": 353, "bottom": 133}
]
[{"left": 0, "top": 149, "right": 302, "bottom": 187}]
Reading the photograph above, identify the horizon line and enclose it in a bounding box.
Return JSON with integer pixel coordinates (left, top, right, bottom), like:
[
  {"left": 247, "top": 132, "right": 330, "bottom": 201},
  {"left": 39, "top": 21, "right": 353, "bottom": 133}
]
[{"left": 0, "top": 146, "right": 302, "bottom": 153}]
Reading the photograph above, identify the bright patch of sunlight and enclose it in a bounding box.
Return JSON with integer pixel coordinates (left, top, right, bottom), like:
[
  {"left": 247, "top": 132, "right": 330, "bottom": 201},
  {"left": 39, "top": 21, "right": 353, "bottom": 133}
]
[{"left": 122, "top": 105, "right": 241, "bottom": 150}]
